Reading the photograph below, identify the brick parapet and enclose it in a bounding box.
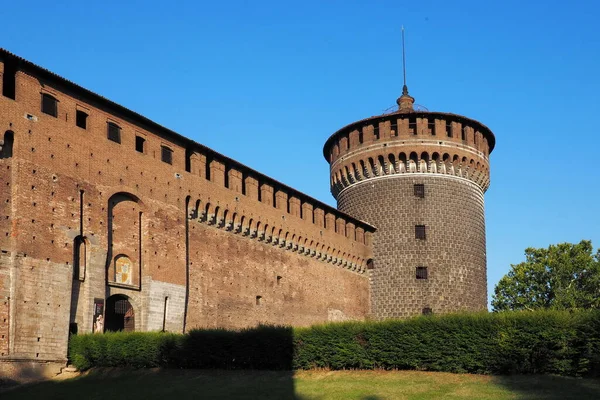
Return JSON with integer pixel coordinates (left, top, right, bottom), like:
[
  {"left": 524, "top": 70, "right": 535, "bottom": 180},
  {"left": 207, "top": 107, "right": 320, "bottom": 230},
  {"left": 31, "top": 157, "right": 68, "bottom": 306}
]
[{"left": 323, "top": 111, "right": 494, "bottom": 197}]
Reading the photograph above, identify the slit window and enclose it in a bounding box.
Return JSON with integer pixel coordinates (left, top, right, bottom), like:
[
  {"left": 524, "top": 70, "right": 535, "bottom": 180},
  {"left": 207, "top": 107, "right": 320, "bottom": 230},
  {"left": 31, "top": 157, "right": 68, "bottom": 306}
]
[
  {"left": 416, "top": 266, "right": 428, "bottom": 280},
  {"left": 107, "top": 122, "right": 121, "bottom": 144},
  {"left": 446, "top": 121, "right": 453, "bottom": 137},
  {"left": 76, "top": 110, "right": 88, "bottom": 129},
  {"left": 256, "top": 295, "right": 262, "bottom": 305},
  {"left": 462, "top": 126, "right": 467, "bottom": 141},
  {"left": 41, "top": 94, "right": 58, "bottom": 117},
  {"left": 414, "top": 184, "right": 425, "bottom": 198},
  {"left": 415, "top": 225, "right": 426, "bottom": 240},
  {"left": 161, "top": 145, "right": 173, "bottom": 164},
  {"left": 135, "top": 136, "right": 145, "bottom": 153}
]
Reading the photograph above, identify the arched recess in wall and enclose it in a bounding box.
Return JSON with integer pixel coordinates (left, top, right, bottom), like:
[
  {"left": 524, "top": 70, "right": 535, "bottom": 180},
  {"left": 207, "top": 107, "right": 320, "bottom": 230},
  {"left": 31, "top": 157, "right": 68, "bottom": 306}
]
[
  {"left": 0, "top": 130, "right": 14, "bottom": 159},
  {"left": 106, "top": 192, "right": 144, "bottom": 289}
]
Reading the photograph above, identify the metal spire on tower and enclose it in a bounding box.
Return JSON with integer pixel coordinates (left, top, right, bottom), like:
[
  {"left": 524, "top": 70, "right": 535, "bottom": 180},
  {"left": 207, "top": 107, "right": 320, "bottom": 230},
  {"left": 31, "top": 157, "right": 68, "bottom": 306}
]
[
  {"left": 402, "top": 25, "right": 408, "bottom": 95},
  {"left": 397, "top": 26, "right": 415, "bottom": 111}
]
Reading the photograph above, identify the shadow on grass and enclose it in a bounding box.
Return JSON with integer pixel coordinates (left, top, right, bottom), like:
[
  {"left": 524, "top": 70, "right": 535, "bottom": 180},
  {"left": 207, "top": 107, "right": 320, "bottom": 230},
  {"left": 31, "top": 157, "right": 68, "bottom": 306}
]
[
  {"left": 0, "top": 369, "right": 385, "bottom": 400},
  {"left": 492, "top": 374, "right": 600, "bottom": 400}
]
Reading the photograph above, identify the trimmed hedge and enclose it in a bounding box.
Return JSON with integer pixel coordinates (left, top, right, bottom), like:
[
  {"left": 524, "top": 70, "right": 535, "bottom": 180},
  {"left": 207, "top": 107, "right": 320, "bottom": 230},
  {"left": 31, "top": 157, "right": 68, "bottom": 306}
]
[{"left": 68, "top": 310, "right": 600, "bottom": 376}]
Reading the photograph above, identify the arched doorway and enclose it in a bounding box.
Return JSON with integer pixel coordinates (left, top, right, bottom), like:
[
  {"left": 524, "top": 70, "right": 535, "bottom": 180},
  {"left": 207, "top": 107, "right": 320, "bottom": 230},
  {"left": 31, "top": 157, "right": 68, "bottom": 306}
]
[{"left": 105, "top": 294, "right": 135, "bottom": 332}]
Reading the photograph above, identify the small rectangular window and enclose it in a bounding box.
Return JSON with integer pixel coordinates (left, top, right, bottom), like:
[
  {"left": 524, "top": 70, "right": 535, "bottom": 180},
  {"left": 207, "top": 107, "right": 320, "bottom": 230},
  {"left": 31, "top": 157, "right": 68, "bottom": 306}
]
[
  {"left": 462, "top": 126, "right": 467, "bottom": 141},
  {"left": 135, "top": 136, "right": 145, "bottom": 153},
  {"left": 107, "top": 122, "right": 121, "bottom": 144},
  {"left": 256, "top": 295, "right": 262, "bottom": 305},
  {"left": 390, "top": 120, "right": 398, "bottom": 137},
  {"left": 416, "top": 266, "right": 428, "bottom": 280},
  {"left": 41, "top": 93, "right": 58, "bottom": 117},
  {"left": 409, "top": 116, "right": 417, "bottom": 135},
  {"left": 446, "top": 121, "right": 453, "bottom": 138},
  {"left": 2, "top": 62, "right": 17, "bottom": 100},
  {"left": 422, "top": 307, "right": 433, "bottom": 315},
  {"left": 161, "top": 145, "right": 173, "bottom": 164},
  {"left": 373, "top": 123, "right": 380, "bottom": 140},
  {"left": 415, "top": 225, "right": 426, "bottom": 240},
  {"left": 428, "top": 120, "right": 436, "bottom": 136},
  {"left": 414, "top": 184, "right": 425, "bottom": 198},
  {"left": 76, "top": 110, "right": 88, "bottom": 129}
]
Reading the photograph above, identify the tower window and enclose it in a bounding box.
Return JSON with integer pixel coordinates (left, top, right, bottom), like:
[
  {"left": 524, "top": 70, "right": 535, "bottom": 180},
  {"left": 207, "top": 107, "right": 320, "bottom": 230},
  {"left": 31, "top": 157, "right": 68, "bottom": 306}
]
[
  {"left": 428, "top": 120, "right": 436, "bottom": 136},
  {"left": 422, "top": 307, "right": 433, "bottom": 315},
  {"left": 41, "top": 93, "right": 58, "bottom": 117},
  {"left": 256, "top": 295, "right": 262, "bottom": 305},
  {"left": 107, "top": 122, "right": 121, "bottom": 144},
  {"left": 462, "top": 126, "right": 467, "bottom": 141},
  {"left": 135, "top": 136, "right": 146, "bottom": 153},
  {"left": 76, "top": 110, "right": 88, "bottom": 129},
  {"left": 416, "top": 266, "right": 428, "bottom": 280},
  {"left": 161, "top": 145, "right": 173, "bottom": 164},
  {"left": 408, "top": 116, "right": 417, "bottom": 135},
  {"left": 373, "top": 123, "right": 380, "bottom": 140},
  {"left": 414, "top": 184, "right": 425, "bottom": 198},
  {"left": 446, "top": 121, "right": 453, "bottom": 138},
  {"left": 415, "top": 225, "right": 426, "bottom": 240},
  {"left": 391, "top": 120, "right": 398, "bottom": 136}
]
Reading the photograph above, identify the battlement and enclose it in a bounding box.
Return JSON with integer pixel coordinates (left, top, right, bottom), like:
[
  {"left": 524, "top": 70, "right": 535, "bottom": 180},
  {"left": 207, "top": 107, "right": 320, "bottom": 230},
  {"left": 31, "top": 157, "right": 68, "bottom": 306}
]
[
  {"left": 323, "top": 111, "right": 494, "bottom": 196},
  {"left": 0, "top": 49, "right": 374, "bottom": 264}
]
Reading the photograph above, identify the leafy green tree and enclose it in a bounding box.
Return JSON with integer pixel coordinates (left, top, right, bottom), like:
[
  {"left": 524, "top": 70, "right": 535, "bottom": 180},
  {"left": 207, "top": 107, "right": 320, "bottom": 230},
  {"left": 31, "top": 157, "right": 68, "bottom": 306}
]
[{"left": 492, "top": 240, "right": 600, "bottom": 311}]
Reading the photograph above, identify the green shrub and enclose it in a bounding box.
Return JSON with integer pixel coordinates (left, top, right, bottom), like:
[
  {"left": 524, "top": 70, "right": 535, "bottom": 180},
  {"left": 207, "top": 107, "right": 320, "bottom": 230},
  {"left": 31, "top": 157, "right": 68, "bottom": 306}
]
[{"left": 68, "top": 310, "right": 600, "bottom": 376}]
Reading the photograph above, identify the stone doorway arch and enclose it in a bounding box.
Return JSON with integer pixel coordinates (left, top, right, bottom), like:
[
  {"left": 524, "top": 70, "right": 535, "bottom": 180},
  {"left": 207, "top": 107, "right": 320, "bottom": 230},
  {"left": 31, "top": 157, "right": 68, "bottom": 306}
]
[{"left": 105, "top": 294, "right": 135, "bottom": 332}]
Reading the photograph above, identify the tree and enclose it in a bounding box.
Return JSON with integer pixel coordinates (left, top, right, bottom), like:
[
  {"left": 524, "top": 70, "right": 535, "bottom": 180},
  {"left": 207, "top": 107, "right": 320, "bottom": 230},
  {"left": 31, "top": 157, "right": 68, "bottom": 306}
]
[{"left": 492, "top": 240, "right": 600, "bottom": 312}]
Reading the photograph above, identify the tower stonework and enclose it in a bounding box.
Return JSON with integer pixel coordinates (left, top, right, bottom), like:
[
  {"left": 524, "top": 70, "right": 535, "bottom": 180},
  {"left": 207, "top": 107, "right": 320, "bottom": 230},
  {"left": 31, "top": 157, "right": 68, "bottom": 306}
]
[{"left": 323, "top": 91, "right": 495, "bottom": 318}]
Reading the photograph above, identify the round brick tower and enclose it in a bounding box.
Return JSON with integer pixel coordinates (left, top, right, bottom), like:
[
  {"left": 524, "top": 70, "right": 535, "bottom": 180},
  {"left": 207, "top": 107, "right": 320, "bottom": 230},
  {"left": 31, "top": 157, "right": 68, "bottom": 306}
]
[{"left": 323, "top": 87, "right": 495, "bottom": 318}]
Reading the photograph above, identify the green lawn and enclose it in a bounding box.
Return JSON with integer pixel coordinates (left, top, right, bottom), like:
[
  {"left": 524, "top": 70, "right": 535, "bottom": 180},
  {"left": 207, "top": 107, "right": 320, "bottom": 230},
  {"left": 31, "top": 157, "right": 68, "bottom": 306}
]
[{"left": 2, "top": 369, "right": 600, "bottom": 400}]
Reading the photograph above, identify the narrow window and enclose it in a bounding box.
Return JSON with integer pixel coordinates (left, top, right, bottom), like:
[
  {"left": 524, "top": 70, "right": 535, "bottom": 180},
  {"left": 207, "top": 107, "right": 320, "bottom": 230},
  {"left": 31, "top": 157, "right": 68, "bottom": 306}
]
[
  {"left": 408, "top": 116, "right": 417, "bottom": 135},
  {"left": 135, "top": 136, "right": 145, "bottom": 153},
  {"left": 76, "top": 110, "right": 88, "bottom": 129},
  {"left": 41, "top": 93, "right": 58, "bottom": 117},
  {"left": 428, "top": 119, "right": 436, "bottom": 136},
  {"left": 461, "top": 125, "right": 467, "bottom": 141},
  {"left": 2, "top": 61, "right": 17, "bottom": 100},
  {"left": 415, "top": 225, "right": 426, "bottom": 240},
  {"left": 276, "top": 276, "right": 282, "bottom": 285},
  {"left": 416, "top": 266, "right": 428, "bottom": 280},
  {"left": 256, "top": 295, "right": 262, "bottom": 305},
  {"left": 367, "top": 259, "right": 374, "bottom": 270},
  {"left": 107, "top": 122, "right": 121, "bottom": 144},
  {"left": 390, "top": 120, "right": 398, "bottom": 136},
  {"left": 185, "top": 149, "right": 192, "bottom": 172},
  {"left": 446, "top": 121, "right": 453, "bottom": 138},
  {"left": 162, "top": 296, "right": 169, "bottom": 332},
  {"left": 422, "top": 307, "right": 433, "bottom": 315},
  {"left": 373, "top": 123, "right": 380, "bottom": 140},
  {"left": 414, "top": 184, "right": 425, "bottom": 198},
  {"left": 161, "top": 145, "right": 173, "bottom": 164}
]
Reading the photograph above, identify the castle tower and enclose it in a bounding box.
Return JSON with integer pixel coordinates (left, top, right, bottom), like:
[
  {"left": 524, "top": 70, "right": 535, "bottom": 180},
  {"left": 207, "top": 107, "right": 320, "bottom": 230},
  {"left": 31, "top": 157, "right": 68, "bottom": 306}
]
[{"left": 323, "top": 84, "right": 495, "bottom": 318}]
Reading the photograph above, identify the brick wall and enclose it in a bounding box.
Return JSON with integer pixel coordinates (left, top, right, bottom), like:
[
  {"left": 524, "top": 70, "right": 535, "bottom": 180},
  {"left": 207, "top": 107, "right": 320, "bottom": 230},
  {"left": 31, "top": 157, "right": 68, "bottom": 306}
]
[
  {"left": 338, "top": 175, "right": 487, "bottom": 318},
  {"left": 0, "top": 51, "right": 374, "bottom": 363},
  {"left": 186, "top": 221, "right": 369, "bottom": 329}
]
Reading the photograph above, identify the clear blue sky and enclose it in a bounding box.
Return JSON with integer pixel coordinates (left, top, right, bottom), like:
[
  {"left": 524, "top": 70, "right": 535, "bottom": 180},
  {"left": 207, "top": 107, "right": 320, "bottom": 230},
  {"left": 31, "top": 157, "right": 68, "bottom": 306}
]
[{"left": 3, "top": 1, "right": 599, "bottom": 307}]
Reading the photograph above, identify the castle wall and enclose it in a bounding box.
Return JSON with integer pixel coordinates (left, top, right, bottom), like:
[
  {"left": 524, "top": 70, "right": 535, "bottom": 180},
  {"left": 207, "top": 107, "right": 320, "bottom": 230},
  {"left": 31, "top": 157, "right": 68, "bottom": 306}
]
[
  {"left": 0, "top": 52, "right": 373, "bottom": 364},
  {"left": 338, "top": 174, "right": 487, "bottom": 318},
  {"left": 187, "top": 220, "right": 368, "bottom": 329}
]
